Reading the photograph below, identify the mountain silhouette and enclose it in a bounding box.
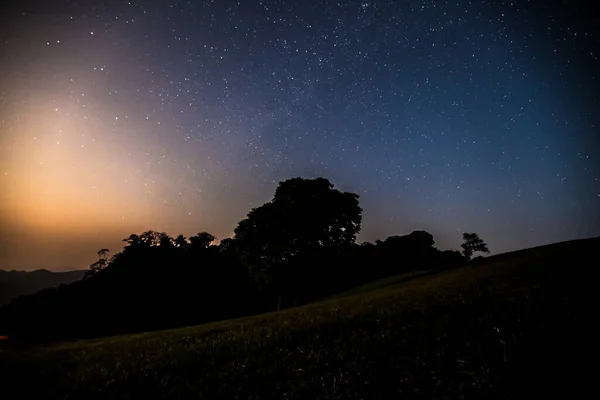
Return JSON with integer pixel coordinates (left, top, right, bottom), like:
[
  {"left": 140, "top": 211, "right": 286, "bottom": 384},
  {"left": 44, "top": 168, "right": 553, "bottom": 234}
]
[{"left": 0, "top": 269, "right": 85, "bottom": 306}]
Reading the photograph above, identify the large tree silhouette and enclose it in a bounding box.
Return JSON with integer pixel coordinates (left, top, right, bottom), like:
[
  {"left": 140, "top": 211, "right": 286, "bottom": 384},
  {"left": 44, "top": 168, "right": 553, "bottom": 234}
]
[{"left": 233, "top": 177, "right": 362, "bottom": 306}]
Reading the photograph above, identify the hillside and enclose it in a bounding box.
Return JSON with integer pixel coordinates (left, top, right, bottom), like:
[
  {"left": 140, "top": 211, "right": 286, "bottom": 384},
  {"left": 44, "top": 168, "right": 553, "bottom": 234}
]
[
  {"left": 0, "top": 269, "right": 85, "bottom": 306},
  {"left": 0, "top": 237, "right": 594, "bottom": 399}
]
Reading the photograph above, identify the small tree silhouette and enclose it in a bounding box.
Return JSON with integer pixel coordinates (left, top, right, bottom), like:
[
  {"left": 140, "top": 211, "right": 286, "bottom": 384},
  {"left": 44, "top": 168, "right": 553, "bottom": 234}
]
[
  {"left": 461, "top": 233, "right": 490, "bottom": 261},
  {"left": 84, "top": 248, "right": 110, "bottom": 278}
]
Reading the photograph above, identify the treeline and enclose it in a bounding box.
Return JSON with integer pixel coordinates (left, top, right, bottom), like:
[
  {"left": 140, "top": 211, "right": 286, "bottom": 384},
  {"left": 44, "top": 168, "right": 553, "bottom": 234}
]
[{"left": 0, "top": 177, "right": 488, "bottom": 342}]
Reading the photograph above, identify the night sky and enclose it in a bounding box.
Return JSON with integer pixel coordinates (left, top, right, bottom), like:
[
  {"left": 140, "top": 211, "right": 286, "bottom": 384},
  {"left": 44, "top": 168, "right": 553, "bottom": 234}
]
[{"left": 0, "top": 0, "right": 598, "bottom": 270}]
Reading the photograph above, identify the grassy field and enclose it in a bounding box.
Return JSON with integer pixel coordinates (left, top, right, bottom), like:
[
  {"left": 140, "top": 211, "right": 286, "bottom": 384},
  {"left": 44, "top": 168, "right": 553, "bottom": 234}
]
[{"left": 1, "top": 238, "right": 594, "bottom": 399}]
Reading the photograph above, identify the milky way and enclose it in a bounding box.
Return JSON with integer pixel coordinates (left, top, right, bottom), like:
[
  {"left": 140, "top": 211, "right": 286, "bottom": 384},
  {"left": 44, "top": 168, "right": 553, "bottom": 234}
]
[{"left": 0, "top": 0, "right": 598, "bottom": 270}]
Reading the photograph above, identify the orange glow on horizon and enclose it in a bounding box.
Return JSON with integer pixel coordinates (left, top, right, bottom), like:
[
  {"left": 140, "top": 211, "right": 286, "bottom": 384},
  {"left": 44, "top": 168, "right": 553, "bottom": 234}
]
[
  {"left": 0, "top": 97, "right": 220, "bottom": 271},
  {"left": 0, "top": 100, "right": 159, "bottom": 237}
]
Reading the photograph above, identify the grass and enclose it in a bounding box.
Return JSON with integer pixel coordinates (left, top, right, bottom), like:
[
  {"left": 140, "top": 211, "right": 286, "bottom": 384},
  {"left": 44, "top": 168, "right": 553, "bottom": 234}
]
[
  {"left": 0, "top": 237, "right": 594, "bottom": 399},
  {"left": 330, "top": 269, "right": 447, "bottom": 299}
]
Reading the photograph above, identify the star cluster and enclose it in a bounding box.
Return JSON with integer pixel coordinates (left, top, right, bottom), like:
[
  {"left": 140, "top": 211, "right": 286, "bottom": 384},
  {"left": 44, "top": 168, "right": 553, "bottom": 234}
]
[{"left": 0, "top": 0, "right": 598, "bottom": 269}]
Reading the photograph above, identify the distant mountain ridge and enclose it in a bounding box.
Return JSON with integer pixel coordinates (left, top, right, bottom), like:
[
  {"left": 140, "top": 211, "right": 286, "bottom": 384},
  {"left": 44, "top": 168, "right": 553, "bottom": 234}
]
[{"left": 0, "top": 269, "right": 86, "bottom": 306}]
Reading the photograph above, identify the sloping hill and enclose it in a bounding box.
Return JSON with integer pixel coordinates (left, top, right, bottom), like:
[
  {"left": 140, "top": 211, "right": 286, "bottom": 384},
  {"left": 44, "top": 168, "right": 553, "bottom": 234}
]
[{"left": 1, "top": 237, "right": 594, "bottom": 399}]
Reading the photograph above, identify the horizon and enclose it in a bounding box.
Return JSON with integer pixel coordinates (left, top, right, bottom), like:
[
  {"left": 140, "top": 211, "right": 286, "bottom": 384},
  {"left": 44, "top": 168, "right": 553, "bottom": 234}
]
[{"left": 3, "top": 233, "right": 598, "bottom": 273}]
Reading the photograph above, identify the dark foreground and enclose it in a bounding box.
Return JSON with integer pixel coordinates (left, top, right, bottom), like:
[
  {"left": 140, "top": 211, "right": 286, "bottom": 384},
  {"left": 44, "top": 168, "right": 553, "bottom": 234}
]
[{"left": 1, "top": 238, "right": 594, "bottom": 399}]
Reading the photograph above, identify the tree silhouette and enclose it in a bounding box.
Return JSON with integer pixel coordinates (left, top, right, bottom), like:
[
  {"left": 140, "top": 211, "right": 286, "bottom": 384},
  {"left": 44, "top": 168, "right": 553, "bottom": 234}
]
[
  {"left": 159, "top": 233, "right": 174, "bottom": 248},
  {"left": 233, "top": 177, "right": 362, "bottom": 306},
  {"left": 376, "top": 230, "right": 439, "bottom": 271},
  {"left": 461, "top": 232, "right": 490, "bottom": 260},
  {"left": 84, "top": 248, "right": 110, "bottom": 278},
  {"left": 139, "top": 231, "right": 164, "bottom": 247},
  {"left": 174, "top": 234, "right": 188, "bottom": 249},
  {"left": 189, "top": 232, "right": 217, "bottom": 249},
  {"left": 122, "top": 234, "right": 142, "bottom": 247},
  {"left": 218, "top": 238, "right": 237, "bottom": 254},
  {"left": 123, "top": 231, "right": 165, "bottom": 248},
  {"left": 379, "top": 231, "right": 435, "bottom": 255}
]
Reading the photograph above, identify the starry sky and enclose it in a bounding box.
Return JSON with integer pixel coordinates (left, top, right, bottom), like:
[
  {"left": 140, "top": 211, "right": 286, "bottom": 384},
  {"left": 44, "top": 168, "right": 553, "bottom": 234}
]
[{"left": 0, "top": 0, "right": 598, "bottom": 270}]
